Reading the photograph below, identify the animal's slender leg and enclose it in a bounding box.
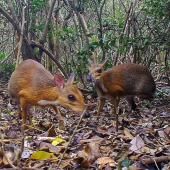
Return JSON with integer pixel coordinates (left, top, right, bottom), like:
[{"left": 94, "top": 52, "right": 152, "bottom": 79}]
[
  {"left": 111, "top": 97, "right": 120, "bottom": 131},
  {"left": 126, "top": 96, "right": 136, "bottom": 110},
  {"left": 52, "top": 106, "right": 64, "bottom": 120},
  {"left": 19, "top": 97, "right": 28, "bottom": 129},
  {"left": 52, "top": 106, "right": 65, "bottom": 130},
  {"left": 97, "top": 97, "right": 106, "bottom": 115}
]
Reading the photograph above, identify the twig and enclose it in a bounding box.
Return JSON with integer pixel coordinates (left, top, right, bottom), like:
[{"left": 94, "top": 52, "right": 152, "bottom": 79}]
[
  {"left": 153, "top": 158, "right": 160, "bottom": 170},
  {"left": 57, "top": 107, "right": 87, "bottom": 168},
  {"left": 39, "top": 0, "right": 57, "bottom": 44},
  {"left": 141, "top": 156, "right": 170, "bottom": 165},
  {"left": 0, "top": 6, "right": 21, "bottom": 34},
  {"left": 16, "top": 4, "right": 26, "bottom": 67},
  {"left": 24, "top": 124, "right": 46, "bottom": 133}
]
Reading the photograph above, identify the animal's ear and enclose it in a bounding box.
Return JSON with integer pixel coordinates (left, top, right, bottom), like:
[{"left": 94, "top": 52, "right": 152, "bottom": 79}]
[
  {"left": 54, "top": 74, "right": 65, "bottom": 88},
  {"left": 66, "top": 73, "right": 75, "bottom": 85}
]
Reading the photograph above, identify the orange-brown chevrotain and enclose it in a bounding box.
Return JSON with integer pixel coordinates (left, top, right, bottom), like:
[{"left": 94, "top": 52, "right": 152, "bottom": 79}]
[{"left": 8, "top": 59, "right": 85, "bottom": 127}]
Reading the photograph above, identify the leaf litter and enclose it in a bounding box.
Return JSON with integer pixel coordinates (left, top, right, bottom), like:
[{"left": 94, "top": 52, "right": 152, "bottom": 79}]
[{"left": 0, "top": 80, "right": 170, "bottom": 169}]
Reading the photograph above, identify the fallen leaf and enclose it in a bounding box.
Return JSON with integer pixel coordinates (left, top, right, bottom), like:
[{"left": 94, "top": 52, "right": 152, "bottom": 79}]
[
  {"left": 158, "top": 130, "right": 166, "bottom": 138},
  {"left": 52, "top": 136, "right": 66, "bottom": 146},
  {"left": 96, "top": 157, "right": 116, "bottom": 168},
  {"left": 164, "top": 126, "right": 170, "bottom": 137},
  {"left": 21, "top": 149, "right": 33, "bottom": 159},
  {"left": 76, "top": 142, "right": 101, "bottom": 168},
  {"left": 124, "top": 128, "right": 134, "bottom": 140},
  {"left": 142, "top": 146, "right": 157, "bottom": 155},
  {"left": 0, "top": 146, "right": 20, "bottom": 166},
  {"left": 48, "top": 125, "right": 57, "bottom": 137},
  {"left": 2, "top": 150, "right": 16, "bottom": 166},
  {"left": 80, "top": 135, "right": 103, "bottom": 144},
  {"left": 96, "top": 127, "right": 111, "bottom": 136},
  {"left": 31, "top": 151, "right": 57, "bottom": 160},
  {"left": 130, "top": 135, "right": 145, "bottom": 154},
  {"left": 36, "top": 141, "right": 64, "bottom": 154}
]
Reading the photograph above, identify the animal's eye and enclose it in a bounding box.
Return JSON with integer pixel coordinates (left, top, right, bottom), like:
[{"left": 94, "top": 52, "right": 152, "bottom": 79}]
[
  {"left": 97, "top": 69, "right": 102, "bottom": 73},
  {"left": 68, "top": 94, "right": 76, "bottom": 102}
]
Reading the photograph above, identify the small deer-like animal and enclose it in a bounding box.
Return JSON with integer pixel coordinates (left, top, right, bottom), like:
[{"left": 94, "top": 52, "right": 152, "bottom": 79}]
[
  {"left": 8, "top": 59, "right": 85, "bottom": 128},
  {"left": 89, "top": 56, "right": 156, "bottom": 131}
]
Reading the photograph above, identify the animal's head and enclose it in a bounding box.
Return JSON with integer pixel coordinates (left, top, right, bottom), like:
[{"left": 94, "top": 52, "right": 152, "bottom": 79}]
[
  {"left": 54, "top": 73, "right": 85, "bottom": 113},
  {"left": 88, "top": 51, "right": 108, "bottom": 81}
]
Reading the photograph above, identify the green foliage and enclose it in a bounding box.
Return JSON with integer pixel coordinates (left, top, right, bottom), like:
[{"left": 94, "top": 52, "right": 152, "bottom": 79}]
[
  {"left": 33, "top": 23, "right": 45, "bottom": 32},
  {"left": 55, "top": 27, "right": 76, "bottom": 42},
  {"left": 76, "top": 48, "right": 90, "bottom": 75},
  {"left": 0, "top": 52, "right": 6, "bottom": 61},
  {"left": 143, "top": 0, "right": 170, "bottom": 19},
  {"left": 0, "top": 52, "right": 14, "bottom": 80},
  {"left": 0, "top": 63, "right": 15, "bottom": 80},
  {"left": 142, "top": 0, "right": 170, "bottom": 51},
  {"left": 89, "top": 35, "right": 100, "bottom": 50},
  {"left": 32, "top": 0, "right": 47, "bottom": 12}
]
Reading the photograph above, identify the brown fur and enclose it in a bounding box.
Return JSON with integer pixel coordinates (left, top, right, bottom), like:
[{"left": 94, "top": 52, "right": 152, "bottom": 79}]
[
  {"left": 101, "top": 64, "right": 156, "bottom": 98},
  {"left": 89, "top": 63, "right": 156, "bottom": 130},
  {"left": 8, "top": 59, "right": 85, "bottom": 126}
]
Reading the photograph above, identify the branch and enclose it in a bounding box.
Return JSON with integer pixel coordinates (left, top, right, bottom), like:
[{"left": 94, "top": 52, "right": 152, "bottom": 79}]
[
  {"left": 66, "top": 0, "right": 90, "bottom": 44},
  {"left": 7, "top": 0, "right": 20, "bottom": 26},
  {"left": 31, "top": 41, "right": 68, "bottom": 78},
  {"left": 39, "top": 0, "right": 57, "bottom": 44},
  {"left": 93, "top": 0, "right": 106, "bottom": 60},
  {"left": 141, "top": 156, "right": 170, "bottom": 165},
  {"left": 0, "top": 6, "right": 21, "bottom": 34},
  {"left": 16, "top": 4, "right": 26, "bottom": 67},
  {"left": 76, "top": 12, "right": 90, "bottom": 36}
]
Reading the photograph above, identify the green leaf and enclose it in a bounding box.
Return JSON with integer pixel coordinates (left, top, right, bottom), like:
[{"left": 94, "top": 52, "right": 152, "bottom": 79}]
[
  {"left": 52, "top": 137, "right": 66, "bottom": 146},
  {"left": 0, "top": 52, "right": 6, "bottom": 61},
  {"left": 121, "top": 159, "right": 132, "bottom": 167},
  {"left": 31, "top": 151, "right": 57, "bottom": 160}
]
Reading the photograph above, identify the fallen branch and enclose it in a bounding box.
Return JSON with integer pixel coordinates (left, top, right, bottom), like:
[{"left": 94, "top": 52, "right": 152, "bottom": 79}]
[
  {"left": 141, "top": 156, "right": 170, "bottom": 165},
  {"left": 57, "top": 106, "right": 87, "bottom": 168}
]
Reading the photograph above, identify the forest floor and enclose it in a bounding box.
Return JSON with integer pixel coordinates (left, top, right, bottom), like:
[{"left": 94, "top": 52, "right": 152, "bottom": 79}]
[{"left": 0, "top": 80, "right": 170, "bottom": 170}]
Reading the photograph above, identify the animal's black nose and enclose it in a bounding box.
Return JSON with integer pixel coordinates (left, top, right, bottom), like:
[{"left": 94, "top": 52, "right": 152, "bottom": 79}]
[{"left": 87, "top": 74, "right": 93, "bottom": 82}]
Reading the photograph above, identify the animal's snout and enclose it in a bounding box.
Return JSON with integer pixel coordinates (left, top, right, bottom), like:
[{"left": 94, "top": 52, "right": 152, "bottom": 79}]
[{"left": 87, "top": 74, "right": 95, "bottom": 82}]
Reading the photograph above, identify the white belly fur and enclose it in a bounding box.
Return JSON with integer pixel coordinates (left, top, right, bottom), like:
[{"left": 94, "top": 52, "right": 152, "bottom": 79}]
[{"left": 38, "top": 100, "right": 58, "bottom": 106}]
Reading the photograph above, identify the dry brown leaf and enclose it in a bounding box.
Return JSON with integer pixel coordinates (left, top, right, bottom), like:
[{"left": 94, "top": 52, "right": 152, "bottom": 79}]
[
  {"left": 130, "top": 135, "right": 145, "bottom": 154},
  {"left": 96, "top": 157, "right": 116, "bottom": 169},
  {"left": 0, "top": 150, "right": 3, "bottom": 166},
  {"left": 35, "top": 141, "right": 64, "bottom": 154},
  {"left": 124, "top": 128, "right": 134, "bottom": 140},
  {"left": 76, "top": 142, "right": 101, "bottom": 168},
  {"left": 0, "top": 146, "right": 20, "bottom": 166},
  {"left": 158, "top": 130, "right": 166, "bottom": 138},
  {"left": 2, "top": 151, "right": 16, "bottom": 166},
  {"left": 80, "top": 135, "right": 103, "bottom": 144},
  {"left": 142, "top": 146, "right": 157, "bottom": 155},
  {"left": 164, "top": 126, "right": 170, "bottom": 137}
]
